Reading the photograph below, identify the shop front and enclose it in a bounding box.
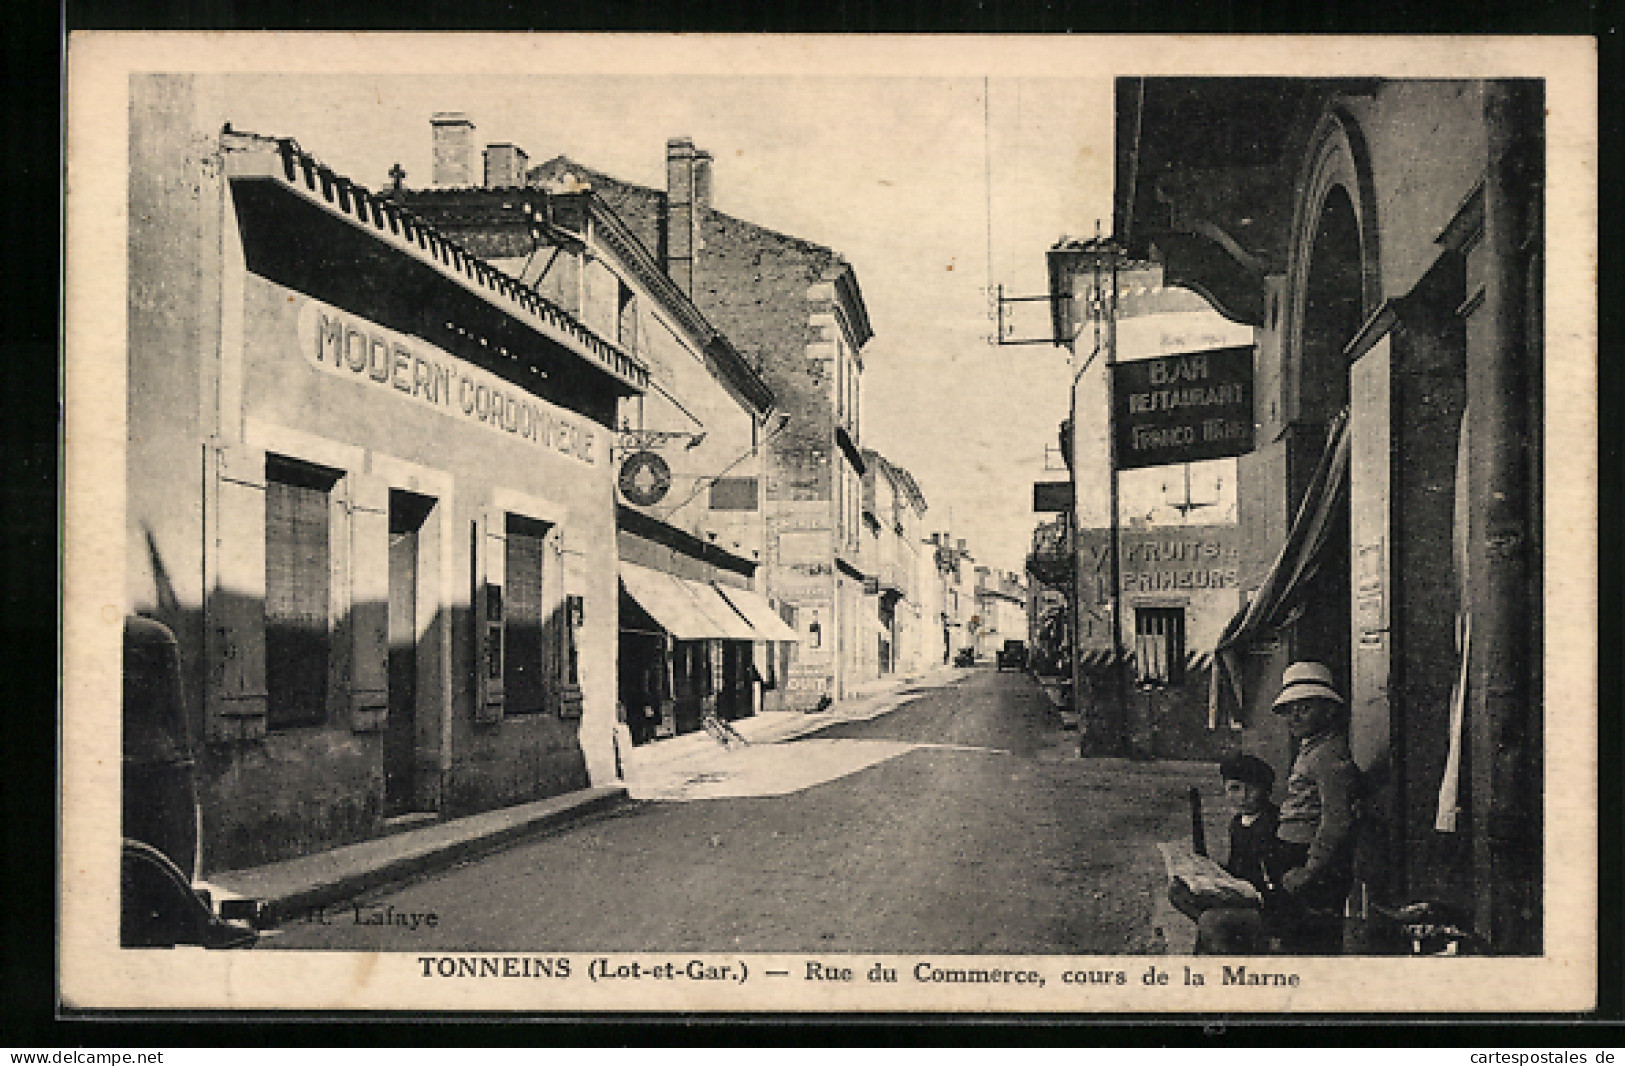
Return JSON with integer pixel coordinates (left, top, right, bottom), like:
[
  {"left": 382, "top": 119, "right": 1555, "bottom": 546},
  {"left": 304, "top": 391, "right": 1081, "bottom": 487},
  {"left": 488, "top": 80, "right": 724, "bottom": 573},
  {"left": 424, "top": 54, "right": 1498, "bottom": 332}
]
[
  {"left": 1074, "top": 525, "right": 1242, "bottom": 760},
  {"left": 617, "top": 554, "right": 795, "bottom": 744}
]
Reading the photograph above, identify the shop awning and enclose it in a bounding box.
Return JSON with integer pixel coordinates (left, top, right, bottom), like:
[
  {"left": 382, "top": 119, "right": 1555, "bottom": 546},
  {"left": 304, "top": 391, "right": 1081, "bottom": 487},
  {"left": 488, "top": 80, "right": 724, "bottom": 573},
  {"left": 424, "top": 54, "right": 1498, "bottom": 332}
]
[
  {"left": 713, "top": 585, "right": 802, "bottom": 642},
  {"left": 682, "top": 581, "right": 762, "bottom": 641},
  {"left": 620, "top": 562, "right": 762, "bottom": 641},
  {"left": 620, "top": 563, "right": 728, "bottom": 640},
  {"left": 1209, "top": 406, "right": 1351, "bottom": 725}
]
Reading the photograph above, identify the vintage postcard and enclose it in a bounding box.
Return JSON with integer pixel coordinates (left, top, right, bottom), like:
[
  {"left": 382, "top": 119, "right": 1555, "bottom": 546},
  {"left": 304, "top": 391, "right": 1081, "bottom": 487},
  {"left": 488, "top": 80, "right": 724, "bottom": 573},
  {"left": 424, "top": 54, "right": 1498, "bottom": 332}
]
[{"left": 62, "top": 33, "right": 1597, "bottom": 1013}]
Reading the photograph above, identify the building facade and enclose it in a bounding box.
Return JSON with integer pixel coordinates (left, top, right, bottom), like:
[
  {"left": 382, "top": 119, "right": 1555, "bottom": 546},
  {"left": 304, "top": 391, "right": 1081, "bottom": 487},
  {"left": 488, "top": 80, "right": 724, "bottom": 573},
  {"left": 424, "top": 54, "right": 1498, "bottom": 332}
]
[
  {"left": 926, "top": 535, "right": 977, "bottom": 664},
  {"left": 126, "top": 77, "right": 648, "bottom": 872},
  {"left": 861, "top": 451, "right": 930, "bottom": 679},
  {"left": 400, "top": 118, "right": 799, "bottom": 739},
  {"left": 972, "top": 568, "right": 1030, "bottom": 661},
  {"left": 519, "top": 139, "right": 877, "bottom": 707},
  {"left": 1045, "top": 255, "right": 1252, "bottom": 760},
  {"left": 1113, "top": 78, "right": 1547, "bottom": 952}
]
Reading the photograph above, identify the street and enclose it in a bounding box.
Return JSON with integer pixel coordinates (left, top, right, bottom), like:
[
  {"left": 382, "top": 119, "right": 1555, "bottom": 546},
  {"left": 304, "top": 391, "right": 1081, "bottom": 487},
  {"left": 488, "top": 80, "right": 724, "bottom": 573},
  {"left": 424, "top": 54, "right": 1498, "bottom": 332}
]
[{"left": 266, "top": 668, "right": 1213, "bottom": 955}]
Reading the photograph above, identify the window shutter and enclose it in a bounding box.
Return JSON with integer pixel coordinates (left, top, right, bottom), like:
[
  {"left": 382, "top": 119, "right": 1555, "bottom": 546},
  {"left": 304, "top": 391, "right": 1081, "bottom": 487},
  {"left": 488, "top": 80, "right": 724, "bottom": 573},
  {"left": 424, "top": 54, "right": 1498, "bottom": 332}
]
[
  {"left": 474, "top": 507, "right": 506, "bottom": 723},
  {"left": 349, "top": 475, "right": 389, "bottom": 732},
  {"left": 558, "top": 536, "right": 584, "bottom": 718},
  {"left": 206, "top": 444, "right": 268, "bottom": 741},
  {"left": 504, "top": 519, "right": 548, "bottom": 714}
]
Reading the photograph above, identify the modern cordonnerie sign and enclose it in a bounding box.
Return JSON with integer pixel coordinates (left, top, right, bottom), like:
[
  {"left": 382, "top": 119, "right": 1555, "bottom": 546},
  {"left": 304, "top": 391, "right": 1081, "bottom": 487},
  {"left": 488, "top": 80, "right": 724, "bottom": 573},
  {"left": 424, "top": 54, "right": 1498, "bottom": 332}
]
[
  {"left": 297, "top": 298, "right": 600, "bottom": 467},
  {"left": 1112, "top": 346, "right": 1254, "bottom": 471}
]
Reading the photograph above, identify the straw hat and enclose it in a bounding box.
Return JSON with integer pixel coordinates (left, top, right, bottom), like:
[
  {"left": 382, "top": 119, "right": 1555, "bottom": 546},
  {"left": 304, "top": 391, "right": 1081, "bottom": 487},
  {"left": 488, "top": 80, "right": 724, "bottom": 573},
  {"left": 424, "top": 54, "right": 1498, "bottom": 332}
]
[{"left": 1270, "top": 661, "right": 1345, "bottom": 711}]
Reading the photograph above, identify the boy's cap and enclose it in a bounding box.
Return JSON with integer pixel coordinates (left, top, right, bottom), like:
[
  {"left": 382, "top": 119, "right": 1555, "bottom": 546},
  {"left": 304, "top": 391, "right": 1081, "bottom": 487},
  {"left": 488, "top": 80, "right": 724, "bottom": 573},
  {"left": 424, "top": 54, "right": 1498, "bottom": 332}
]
[
  {"left": 1219, "top": 752, "right": 1275, "bottom": 792},
  {"left": 1271, "top": 661, "right": 1345, "bottom": 710}
]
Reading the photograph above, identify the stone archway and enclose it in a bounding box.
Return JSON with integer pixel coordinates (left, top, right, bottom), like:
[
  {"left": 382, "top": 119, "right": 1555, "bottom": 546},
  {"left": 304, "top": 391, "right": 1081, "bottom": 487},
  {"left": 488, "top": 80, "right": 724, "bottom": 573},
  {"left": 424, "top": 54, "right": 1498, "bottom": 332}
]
[
  {"left": 1281, "top": 107, "right": 1380, "bottom": 685},
  {"left": 1286, "top": 107, "right": 1382, "bottom": 434}
]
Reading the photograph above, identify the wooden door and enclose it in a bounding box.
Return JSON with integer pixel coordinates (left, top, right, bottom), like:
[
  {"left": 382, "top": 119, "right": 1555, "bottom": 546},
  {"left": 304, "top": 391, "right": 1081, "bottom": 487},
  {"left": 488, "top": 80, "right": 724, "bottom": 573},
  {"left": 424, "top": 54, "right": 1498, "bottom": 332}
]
[{"left": 384, "top": 491, "right": 431, "bottom": 815}]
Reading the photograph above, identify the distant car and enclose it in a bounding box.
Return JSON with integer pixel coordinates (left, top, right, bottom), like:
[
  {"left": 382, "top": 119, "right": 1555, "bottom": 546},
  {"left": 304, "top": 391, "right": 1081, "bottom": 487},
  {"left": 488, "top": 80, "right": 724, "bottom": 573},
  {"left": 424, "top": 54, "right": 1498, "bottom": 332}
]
[
  {"left": 996, "top": 640, "right": 1028, "bottom": 671},
  {"left": 954, "top": 647, "right": 977, "bottom": 667}
]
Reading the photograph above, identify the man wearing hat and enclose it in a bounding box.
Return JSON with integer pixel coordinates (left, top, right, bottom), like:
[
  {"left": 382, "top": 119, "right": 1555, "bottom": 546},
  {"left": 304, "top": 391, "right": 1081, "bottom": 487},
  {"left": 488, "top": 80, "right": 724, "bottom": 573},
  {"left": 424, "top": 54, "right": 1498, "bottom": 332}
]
[{"left": 1268, "top": 661, "right": 1361, "bottom": 953}]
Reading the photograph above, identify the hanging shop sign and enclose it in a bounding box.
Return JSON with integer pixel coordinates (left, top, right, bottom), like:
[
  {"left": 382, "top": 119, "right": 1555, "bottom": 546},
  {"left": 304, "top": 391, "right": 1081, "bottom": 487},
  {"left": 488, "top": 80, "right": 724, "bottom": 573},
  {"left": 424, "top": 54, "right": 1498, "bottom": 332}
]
[
  {"left": 618, "top": 450, "right": 672, "bottom": 506},
  {"left": 1032, "top": 480, "right": 1074, "bottom": 513},
  {"left": 1112, "top": 345, "right": 1254, "bottom": 470},
  {"left": 297, "top": 300, "right": 598, "bottom": 466}
]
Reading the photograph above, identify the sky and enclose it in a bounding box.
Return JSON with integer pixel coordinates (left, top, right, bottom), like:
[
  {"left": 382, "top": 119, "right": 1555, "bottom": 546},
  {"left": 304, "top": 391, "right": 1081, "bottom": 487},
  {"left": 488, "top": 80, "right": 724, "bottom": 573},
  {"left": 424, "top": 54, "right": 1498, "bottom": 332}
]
[{"left": 205, "top": 70, "right": 1119, "bottom": 573}]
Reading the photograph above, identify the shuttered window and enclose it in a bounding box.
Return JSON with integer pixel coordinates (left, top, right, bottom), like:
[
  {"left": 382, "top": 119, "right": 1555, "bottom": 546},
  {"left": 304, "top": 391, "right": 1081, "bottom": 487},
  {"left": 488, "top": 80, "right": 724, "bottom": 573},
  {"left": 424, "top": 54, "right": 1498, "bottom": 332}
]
[
  {"left": 617, "top": 281, "right": 638, "bottom": 354},
  {"left": 1134, "top": 606, "right": 1185, "bottom": 687},
  {"left": 503, "top": 514, "right": 553, "bottom": 715},
  {"left": 265, "top": 457, "right": 337, "bottom": 729}
]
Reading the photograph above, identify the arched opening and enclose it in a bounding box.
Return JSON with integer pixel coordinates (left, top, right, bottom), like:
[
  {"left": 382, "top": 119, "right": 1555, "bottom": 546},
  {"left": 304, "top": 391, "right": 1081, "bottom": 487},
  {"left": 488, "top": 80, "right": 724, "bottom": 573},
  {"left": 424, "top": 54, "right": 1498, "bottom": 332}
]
[
  {"left": 1291, "top": 185, "right": 1362, "bottom": 676},
  {"left": 1300, "top": 186, "right": 1362, "bottom": 424}
]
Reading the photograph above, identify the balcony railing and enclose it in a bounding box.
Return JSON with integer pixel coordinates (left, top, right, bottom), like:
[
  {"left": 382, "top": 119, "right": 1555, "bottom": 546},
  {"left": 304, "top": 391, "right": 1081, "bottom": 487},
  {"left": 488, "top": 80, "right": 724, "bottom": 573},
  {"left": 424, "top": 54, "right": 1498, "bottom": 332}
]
[
  {"left": 234, "top": 138, "right": 649, "bottom": 393},
  {"left": 877, "top": 560, "right": 912, "bottom": 598},
  {"left": 1026, "top": 519, "right": 1072, "bottom": 589}
]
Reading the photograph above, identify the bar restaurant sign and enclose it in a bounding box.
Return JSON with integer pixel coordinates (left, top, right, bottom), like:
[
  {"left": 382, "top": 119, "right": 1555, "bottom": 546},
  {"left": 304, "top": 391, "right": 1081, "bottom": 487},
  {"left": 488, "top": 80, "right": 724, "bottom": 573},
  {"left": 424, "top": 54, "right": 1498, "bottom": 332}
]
[{"left": 1112, "top": 346, "right": 1254, "bottom": 470}]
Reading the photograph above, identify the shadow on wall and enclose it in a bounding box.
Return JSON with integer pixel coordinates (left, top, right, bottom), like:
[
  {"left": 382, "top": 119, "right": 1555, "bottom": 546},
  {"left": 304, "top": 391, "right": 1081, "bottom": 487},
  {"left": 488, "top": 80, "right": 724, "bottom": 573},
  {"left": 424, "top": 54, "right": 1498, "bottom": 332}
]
[
  {"left": 1077, "top": 650, "right": 1234, "bottom": 763},
  {"left": 132, "top": 527, "right": 590, "bottom": 874}
]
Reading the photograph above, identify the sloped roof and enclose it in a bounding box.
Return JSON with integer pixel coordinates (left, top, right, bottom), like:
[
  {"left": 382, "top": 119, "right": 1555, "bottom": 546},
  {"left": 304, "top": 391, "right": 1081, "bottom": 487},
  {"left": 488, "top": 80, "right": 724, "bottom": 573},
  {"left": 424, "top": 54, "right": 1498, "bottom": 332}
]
[
  {"left": 530, "top": 153, "right": 873, "bottom": 347},
  {"left": 862, "top": 449, "right": 929, "bottom": 514}
]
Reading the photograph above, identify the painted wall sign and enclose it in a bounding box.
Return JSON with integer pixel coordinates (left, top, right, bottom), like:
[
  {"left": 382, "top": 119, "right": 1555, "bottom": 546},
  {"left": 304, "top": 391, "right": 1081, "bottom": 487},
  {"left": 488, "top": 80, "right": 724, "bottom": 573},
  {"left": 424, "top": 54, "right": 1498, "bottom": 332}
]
[
  {"left": 1078, "top": 528, "right": 1242, "bottom": 595},
  {"left": 1112, "top": 345, "right": 1255, "bottom": 470},
  {"left": 297, "top": 300, "right": 598, "bottom": 466}
]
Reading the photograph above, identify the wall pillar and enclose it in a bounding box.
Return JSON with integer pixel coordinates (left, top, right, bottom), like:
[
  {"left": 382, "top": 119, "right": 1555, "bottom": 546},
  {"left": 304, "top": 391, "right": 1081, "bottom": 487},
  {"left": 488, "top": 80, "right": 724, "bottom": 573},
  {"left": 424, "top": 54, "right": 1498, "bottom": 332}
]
[{"left": 1463, "top": 81, "right": 1542, "bottom": 954}]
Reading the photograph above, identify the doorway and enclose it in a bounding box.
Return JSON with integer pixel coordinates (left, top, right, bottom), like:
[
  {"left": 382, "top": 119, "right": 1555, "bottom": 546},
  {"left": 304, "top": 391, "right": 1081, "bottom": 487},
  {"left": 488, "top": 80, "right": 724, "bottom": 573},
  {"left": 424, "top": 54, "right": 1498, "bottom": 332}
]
[
  {"left": 385, "top": 490, "right": 435, "bottom": 816},
  {"left": 1294, "top": 184, "right": 1361, "bottom": 680}
]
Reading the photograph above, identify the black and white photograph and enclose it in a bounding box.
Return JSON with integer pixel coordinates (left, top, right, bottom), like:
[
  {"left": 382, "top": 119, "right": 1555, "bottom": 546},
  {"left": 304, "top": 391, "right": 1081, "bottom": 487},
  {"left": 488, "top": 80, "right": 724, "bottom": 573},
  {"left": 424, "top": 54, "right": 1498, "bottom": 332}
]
[{"left": 62, "top": 34, "right": 1597, "bottom": 1013}]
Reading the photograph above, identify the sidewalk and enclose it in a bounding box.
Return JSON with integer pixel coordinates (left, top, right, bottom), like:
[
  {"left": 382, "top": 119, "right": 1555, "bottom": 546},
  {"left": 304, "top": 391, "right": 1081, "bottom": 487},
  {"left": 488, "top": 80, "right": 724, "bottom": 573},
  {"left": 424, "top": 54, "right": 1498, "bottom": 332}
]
[
  {"left": 210, "top": 664, "right": 965, "bottom": 926},
  {"left": 621, "top": 663, "right": 970, "bottom": 801},
  {"left": 622, "top": 662, "right": 967, "bottom": 782},
  {"left": 206, "top": 787, "right": 628, "bottom": 926}
]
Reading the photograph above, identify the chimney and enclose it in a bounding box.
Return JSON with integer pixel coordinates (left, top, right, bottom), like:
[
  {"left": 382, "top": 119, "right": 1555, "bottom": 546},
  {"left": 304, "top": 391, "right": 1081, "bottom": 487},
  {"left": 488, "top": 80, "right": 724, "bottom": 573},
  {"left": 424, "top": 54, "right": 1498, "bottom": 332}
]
[
  {"left": 483, "top": 143, "right": 529, "bottom": 189},
  {"left": 693, "top": 148, "right": 713, "bottom": 214},
  {"left": 431, "top": 112, "right": 476, "bottom": 187},
  {"left": 664, "top": 136, "right": 699, "bottom": 295}
]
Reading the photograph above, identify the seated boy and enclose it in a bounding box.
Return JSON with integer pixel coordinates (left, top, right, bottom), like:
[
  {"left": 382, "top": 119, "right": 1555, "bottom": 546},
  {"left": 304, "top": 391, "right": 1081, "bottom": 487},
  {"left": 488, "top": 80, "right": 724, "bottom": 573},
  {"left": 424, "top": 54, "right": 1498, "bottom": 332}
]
[{"left": 1169, "top": 753, "right": 1279, "bottom": 953}]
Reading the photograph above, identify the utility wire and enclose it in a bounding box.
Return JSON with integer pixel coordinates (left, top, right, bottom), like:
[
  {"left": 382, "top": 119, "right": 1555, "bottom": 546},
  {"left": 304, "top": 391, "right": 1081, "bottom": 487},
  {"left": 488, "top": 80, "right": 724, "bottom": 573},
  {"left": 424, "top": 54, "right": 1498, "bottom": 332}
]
[{"left": 983, "top": 77, "right": 995, "bottom": 305}]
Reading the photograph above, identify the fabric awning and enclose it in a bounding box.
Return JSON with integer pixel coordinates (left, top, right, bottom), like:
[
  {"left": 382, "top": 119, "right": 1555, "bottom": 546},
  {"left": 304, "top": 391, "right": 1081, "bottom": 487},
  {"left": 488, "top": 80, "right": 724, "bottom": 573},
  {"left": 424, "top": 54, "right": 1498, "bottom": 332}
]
[
  {"left": 1209, "top": 406, "right": 1351, "bottom": 725},
  {"left": 620, "top": 562, "right": 730, "bottom": 640},
  {"left": 713, "top": 584, "right": 801, "bottom": 642},
  {"left": 682, "top": 580, "right": 762, "bottom": 641},
  {"left": 620, "top": 562, "right": 765, "bottom": 641}
]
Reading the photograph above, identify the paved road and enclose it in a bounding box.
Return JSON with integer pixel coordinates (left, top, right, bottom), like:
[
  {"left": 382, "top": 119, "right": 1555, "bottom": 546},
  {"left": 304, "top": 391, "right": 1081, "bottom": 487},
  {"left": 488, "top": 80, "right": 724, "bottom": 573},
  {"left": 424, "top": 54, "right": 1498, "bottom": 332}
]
[{"left": 266, "top": 668, "right": 1213, "bottom": 954}]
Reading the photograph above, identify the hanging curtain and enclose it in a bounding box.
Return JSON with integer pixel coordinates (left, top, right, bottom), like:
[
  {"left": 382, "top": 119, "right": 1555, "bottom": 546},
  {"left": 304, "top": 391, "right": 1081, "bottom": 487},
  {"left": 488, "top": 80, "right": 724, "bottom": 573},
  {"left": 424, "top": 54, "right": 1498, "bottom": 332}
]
[
  {"left": 1208, "top": 407, "right": 1352, "bottom": 727},
  {"left": 1435, "top": 406, "right": 1471, "bottom": 833}
]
